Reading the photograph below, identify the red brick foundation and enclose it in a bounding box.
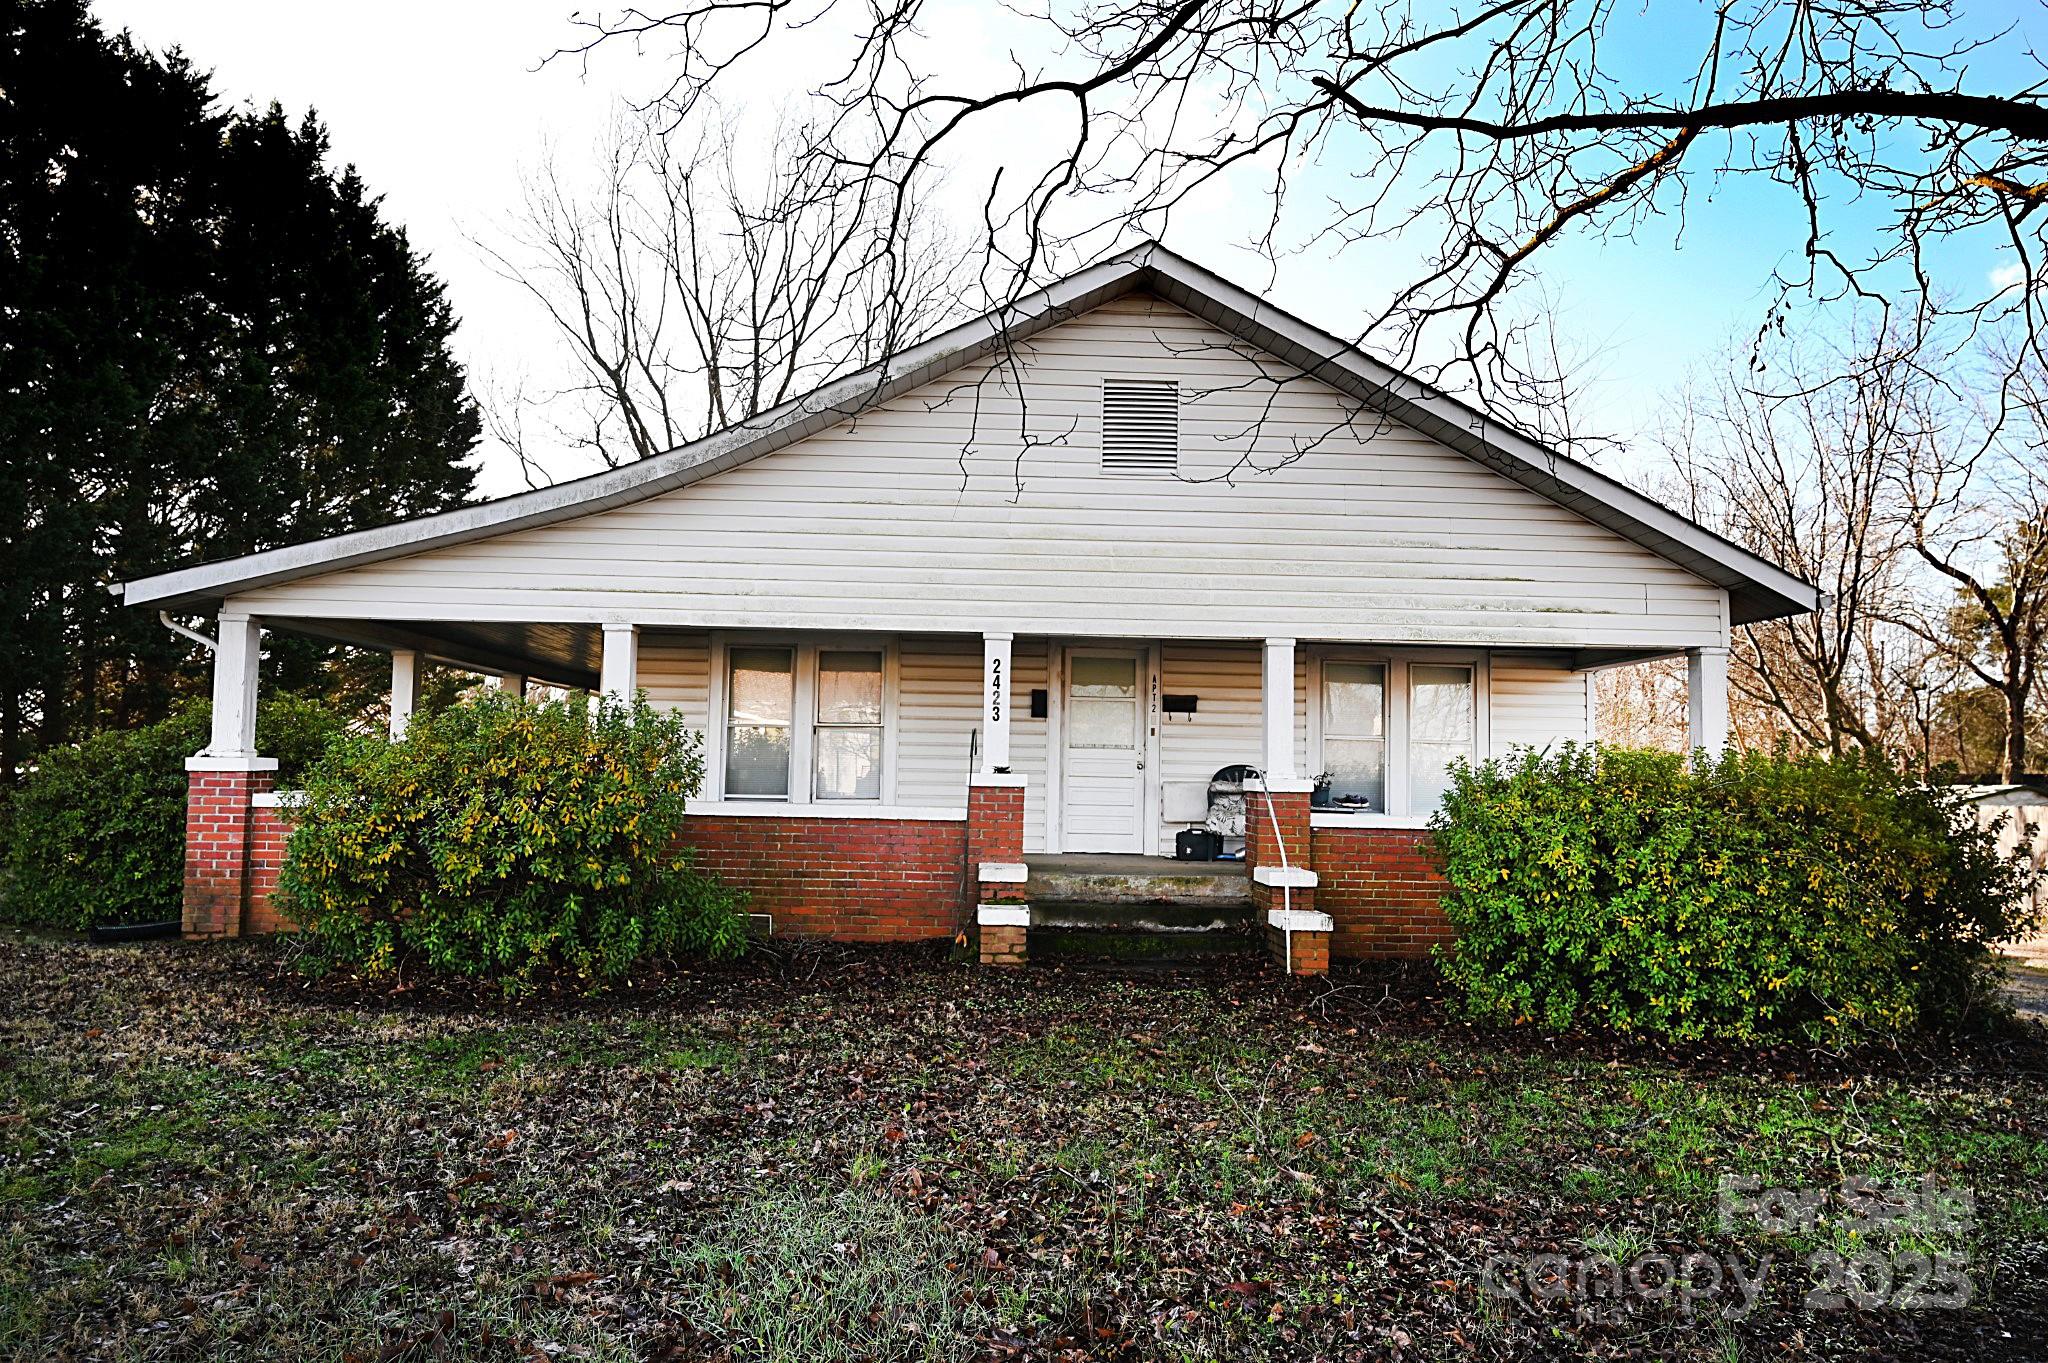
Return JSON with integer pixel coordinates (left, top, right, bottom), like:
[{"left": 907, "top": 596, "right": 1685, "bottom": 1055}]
[
  {"left": 683, "top": 815, "right": 967, "bottom": 942},
  {"left": 245, "top": 801, "right": 296, "bottom": 935},
  {"left": 183, "top": 764, "right": 277, "bottom": 937},
  {"left": 1244, "top": 785, "right": 1314, "bottom": 918},
  {"left": 967, "top": 776, "right": 1030, "bottom": 965},
  {"left": 967, "top": 780, "right": 1025, "bottom": 866},
  {"left": 1310, "top": 824, "right": 1451, "bottom": 959}
]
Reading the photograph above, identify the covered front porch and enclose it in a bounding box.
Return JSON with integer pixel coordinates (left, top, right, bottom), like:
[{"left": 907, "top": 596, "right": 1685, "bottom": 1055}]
[{"left": 180, "top": 615, "right": 1733, "bottom": 973}]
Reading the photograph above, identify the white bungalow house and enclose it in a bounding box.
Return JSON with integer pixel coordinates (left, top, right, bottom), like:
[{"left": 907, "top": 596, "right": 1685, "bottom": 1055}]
[{"left": 117, "top": 243, "right": 1815, "bottom": 973}]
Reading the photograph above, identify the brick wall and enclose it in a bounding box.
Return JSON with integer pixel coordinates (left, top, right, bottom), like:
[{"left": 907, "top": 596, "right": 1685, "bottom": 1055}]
[
  {"left": 684, "top": 815, "right": 967, "bottom": 942},
  {"left": 245, "top": 803, "right": 296, "bottom": 935},
  {"left": 966, "top": 783, "right": 1025, "bottom": 865},
  {"left": 183, "top": 769, "right": 274, "bottom": 937},
  {"left": 1310, "top": 825, "right": 1451, "bottom": 959},
  {"left": 1245, "top": 787, "right": 1313, "bottom": 916}
]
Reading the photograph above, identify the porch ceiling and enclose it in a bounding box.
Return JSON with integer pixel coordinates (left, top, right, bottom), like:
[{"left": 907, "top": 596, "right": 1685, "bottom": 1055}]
[{"left": 266, "top": 616, "right": 602, "bottom": 690}]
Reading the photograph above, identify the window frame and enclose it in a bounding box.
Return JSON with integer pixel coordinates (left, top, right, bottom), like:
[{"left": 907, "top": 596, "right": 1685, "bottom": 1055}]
[
  {"left": 811, "top": 647, "right": 888, "bottom": 801},
  {"left": 1316, "top": 658, "right": 1391, "bottom": 813},
  {"left": 707, "top": 634, "right": 900, "bottom": 804},
  {"left": 1307, "top": 649, "right": 1489, "bottom": 820}
]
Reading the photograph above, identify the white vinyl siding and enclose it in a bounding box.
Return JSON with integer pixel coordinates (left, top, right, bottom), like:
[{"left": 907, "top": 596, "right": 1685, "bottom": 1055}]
[
  {"left": 630, "top": 633, "right": 1589, "bottom": 843},
  {"left": 638, "top": 631, "right": 711, "bottom": 727},
  {"left": 1489, "top": 652, "right": 1594, "bottom": 753},
  {"left": 232, "top": 295, "right": 1728, "bottom": 650},
  {"left": 1151, "top": 640, "right": 1306, "bottom": 853}
]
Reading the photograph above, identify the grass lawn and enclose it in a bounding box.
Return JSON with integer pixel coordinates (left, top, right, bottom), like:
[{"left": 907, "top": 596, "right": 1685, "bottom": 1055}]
[{"left": 1, "top": 936, "right": 2044, "bottom": 1362}]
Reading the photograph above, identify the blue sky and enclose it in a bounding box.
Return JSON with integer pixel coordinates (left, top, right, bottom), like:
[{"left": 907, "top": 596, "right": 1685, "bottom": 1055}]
[{"left": 89, "top": 1, "right": 2045, "bottom": 492}]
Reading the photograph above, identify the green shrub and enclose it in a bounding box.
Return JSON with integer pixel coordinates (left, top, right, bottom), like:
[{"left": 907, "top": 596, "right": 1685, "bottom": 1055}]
[
  {"left": 0, "top": 695, "right": 348, "bottom": 930},
  {"left": 280, "top": 692, "right": 743, "bottom": 985},
  {"left": 1431, "top": 744, "right": 2037, "bottom": 1045}
]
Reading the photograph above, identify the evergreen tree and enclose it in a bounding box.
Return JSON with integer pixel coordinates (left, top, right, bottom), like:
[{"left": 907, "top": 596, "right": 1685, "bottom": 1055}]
[{"left": 0, "top": 0, "right": 479, "bottom": 779}]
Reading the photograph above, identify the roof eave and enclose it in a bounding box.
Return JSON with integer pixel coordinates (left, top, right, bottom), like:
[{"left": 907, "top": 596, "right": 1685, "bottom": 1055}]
[{"left": 119, "top": 239, "right": 1817, "bottom": 625}]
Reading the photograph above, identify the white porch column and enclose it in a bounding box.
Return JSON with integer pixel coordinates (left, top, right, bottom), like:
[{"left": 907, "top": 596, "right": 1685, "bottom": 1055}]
[
  {"left": 206, "top": 613, "right": 263, "bottom": 757},
  {"left": 495, "top": 673, "right": 525, "bottom": 697},
  {"left": 600, "top": 623, "right": 640, "bottom": 703},
  {"left": 1687, "top": 645, "right": 1730, "bottom": 757},
  {"left": 389, "top": 649, "right": 420, "bottom": 739},
  {"left": 1261, "top": 637, "right": 1298, "bottom": 783},
  {"left": 981, "top": 631, "right": 1014, "bottom": 773}
]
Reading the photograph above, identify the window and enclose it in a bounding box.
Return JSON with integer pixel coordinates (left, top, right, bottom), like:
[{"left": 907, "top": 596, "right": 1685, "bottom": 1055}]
[
  {"left": 1067, "top": 655, "right": 1140, "bottom": 748},
  {"left": 1101, "top": 378, "right": 1179, "bottom": 476},
  {"left": 1315, "top": 657, "right": 1480, "bottom": 816},
  {"left": 1320, "top": 662, "right": 1387, "bottom": 811},
  {"left": 814, "top": 650, "right": 883, "bottom": 800},
  {"left": 725, "top": 647, "right": 794, "bottom": 797},
  {"left": 719, "top": 642, "right": 892, "bottom": 802},
  {"left": 1408, "top": 664, "right": 1476, "bottom": 813}
]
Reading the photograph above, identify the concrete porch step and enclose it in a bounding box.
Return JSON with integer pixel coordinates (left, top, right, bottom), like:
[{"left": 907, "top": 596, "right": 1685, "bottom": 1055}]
[
  {"left": 1024, "top": 853, "right": 1250, "bottom": 907},
  {"left": 1032, "top": 921, "right": 1258, "bottom": 967},
  {"left": 1031, "top": 901, "right": 1253, "bottom": 933}
]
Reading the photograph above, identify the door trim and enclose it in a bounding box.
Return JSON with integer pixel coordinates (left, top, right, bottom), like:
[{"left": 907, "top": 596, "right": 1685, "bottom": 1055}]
[{"left": 1052, "top": 640, "right": 1159, "bottom": 853}]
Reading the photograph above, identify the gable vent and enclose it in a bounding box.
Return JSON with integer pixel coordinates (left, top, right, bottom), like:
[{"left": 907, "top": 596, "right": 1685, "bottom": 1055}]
[{"left": 1101, "top": 378, "right": 1180, "bottom": 477}]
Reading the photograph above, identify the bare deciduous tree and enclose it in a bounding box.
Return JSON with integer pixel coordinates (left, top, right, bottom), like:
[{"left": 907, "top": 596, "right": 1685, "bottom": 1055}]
[
  {"left": 1662, "top": 330, "right": 1932, "bottom": 757},
  {"left": 481, "top": 106, "right": 968, "bottom": 479},
  {"left": 555, "top": 1, "right": 2048, "bottom": 440},
  {"left": 1892, "top": 348, "right": 2048, "bottom": 780}
]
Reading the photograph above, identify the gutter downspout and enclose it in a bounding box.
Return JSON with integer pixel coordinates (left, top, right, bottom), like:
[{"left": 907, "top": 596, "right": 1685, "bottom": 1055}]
[{"left": 159, "top": 612, "right": 218, "bottom": 654}]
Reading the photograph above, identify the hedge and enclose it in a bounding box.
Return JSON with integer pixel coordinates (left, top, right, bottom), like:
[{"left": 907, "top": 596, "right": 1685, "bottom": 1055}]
[
  {"left": 279, "top": 692, "right": 744, "bottom": 987},
  {"left": 1431, "top": 744, "right": 2036, "bottom": 1044},
  {"left": 1, "top": 695, "right": 347, "bottom": 930}
]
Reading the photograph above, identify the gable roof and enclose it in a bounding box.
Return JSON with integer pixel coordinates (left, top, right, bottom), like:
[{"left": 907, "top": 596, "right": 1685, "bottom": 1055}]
[{"left": 117, "top": 241, "right": 1818, "bottom": 625}]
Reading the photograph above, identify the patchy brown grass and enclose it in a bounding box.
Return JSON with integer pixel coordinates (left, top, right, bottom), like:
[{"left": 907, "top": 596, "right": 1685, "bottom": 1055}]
[{"left": 1, "top": 936, "right": 2044, "bottom": 1362}]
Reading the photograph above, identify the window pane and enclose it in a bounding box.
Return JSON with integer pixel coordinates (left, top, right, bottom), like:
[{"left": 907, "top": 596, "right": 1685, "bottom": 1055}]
[
  {"left": 1323, "top": 662, "right": 1386, "bottom": 737},
  {"left": 729, "top": 648, "right": 793, "bottom": 724},
  {"left": 1323, "top": 737, "right": 1386, "bottom": 811},
  {"left": 1069, "top": 696, "right": 1136, "bottom": 748},
  {"left": 1410, "top": 740, "right": 1468, "bottom": 814},
  {"left": 1070, "top": 655, "right": 1136, "bottom": 697},
  {"left": 725, "top": 725, "right": 791, "bottom": 797},
  {"left": 814, "top": 727, "right": 882, "bottom": 800},
  {"left": 817, "top": 651, "right": 883, "bottom": 724},
  {"left": 1410, "top": 665, "right": 1474, "bottom": 742}
]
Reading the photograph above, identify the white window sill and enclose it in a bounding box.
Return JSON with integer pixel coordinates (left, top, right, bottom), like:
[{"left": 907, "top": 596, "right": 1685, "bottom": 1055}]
[
  {"left": 1309, "top": 811, "right": 1434, "bottom": 830},
  {"left": 687, "top": 800, "right": 966, "bottom": 821}
]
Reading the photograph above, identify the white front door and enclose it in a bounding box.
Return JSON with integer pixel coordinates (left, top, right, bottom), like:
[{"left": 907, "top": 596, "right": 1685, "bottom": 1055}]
[{"left": 1062, "top": 648, "right": 1146, "bottom": 852}]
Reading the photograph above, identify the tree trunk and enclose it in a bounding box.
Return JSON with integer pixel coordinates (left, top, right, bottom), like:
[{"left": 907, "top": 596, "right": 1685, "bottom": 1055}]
[{"left": 2004, "top": 684, "right": 2029, "bottom": 783}]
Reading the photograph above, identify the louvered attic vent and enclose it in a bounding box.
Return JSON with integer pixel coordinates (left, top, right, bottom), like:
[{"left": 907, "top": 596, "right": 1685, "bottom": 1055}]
[{"left": 1100, "top": 378, "right": 1180, "bottom": 477}]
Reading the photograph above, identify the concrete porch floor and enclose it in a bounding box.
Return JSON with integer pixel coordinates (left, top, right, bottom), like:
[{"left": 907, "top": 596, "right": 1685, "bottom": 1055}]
[{"left": 1023, "top": 853, "right": 1245, "bottom": 878}]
